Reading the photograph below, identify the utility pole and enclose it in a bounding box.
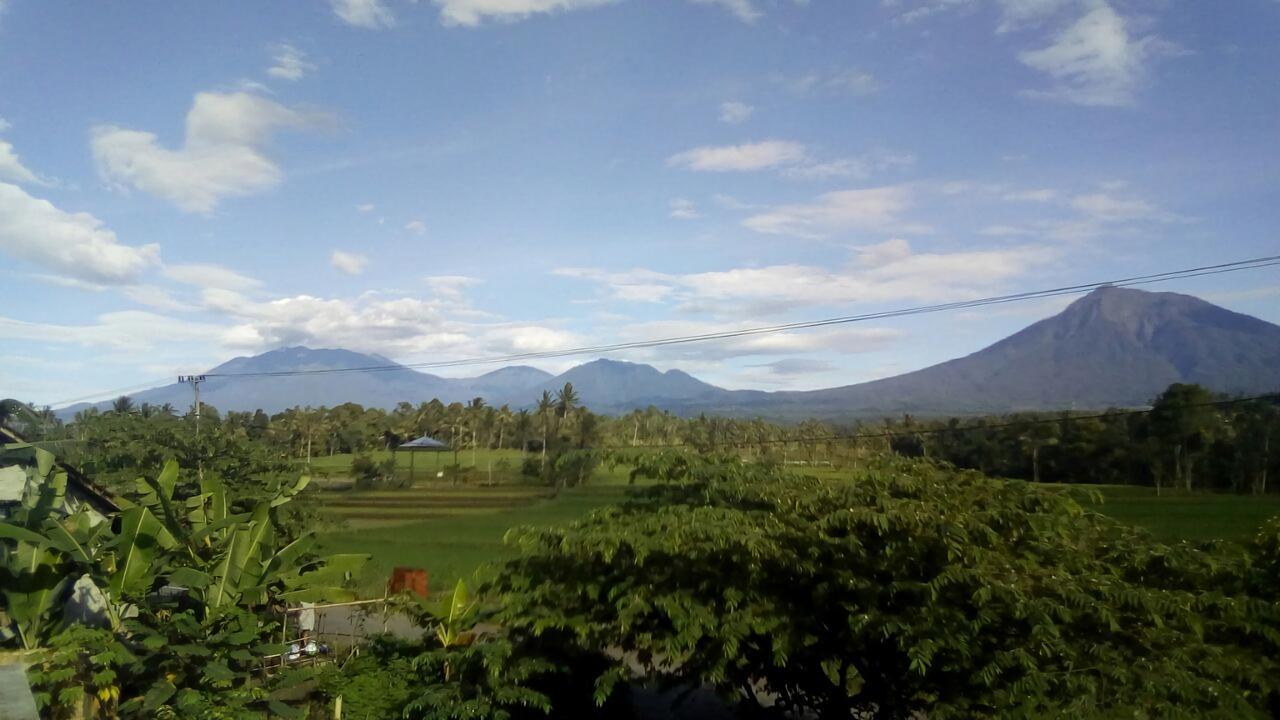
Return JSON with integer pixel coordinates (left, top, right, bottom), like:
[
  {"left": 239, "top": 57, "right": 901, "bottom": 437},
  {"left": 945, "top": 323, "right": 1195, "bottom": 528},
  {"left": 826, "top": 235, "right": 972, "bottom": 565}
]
[{"left": 178, "top": 375, "right": 206, "bottom": 437}]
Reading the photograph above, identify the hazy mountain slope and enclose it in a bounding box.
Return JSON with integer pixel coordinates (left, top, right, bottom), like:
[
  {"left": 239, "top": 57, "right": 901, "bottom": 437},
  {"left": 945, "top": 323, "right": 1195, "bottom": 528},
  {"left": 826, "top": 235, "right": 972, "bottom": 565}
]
[
  {"left": 462, "top": 366, "right": 554, "bottom": 399},
  {"left": 695, "top": 287, "right": 1280, "bottom": 418},
  {"left": 525, "top": 359, "right": 736, "bottom": 411},
  {"left": 61, "top": 348, "right": 454, "bottom": 416}
]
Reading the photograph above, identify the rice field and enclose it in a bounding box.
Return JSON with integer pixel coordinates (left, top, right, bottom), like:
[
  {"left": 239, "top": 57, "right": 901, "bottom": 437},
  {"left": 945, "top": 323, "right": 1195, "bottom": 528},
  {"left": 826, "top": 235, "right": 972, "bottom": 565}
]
[
  {"left": 318, "top": 485, "right": 631, "bottom": 594},
  {"left": 315, "top": 455, "right": 1280, "bottom": 597}
]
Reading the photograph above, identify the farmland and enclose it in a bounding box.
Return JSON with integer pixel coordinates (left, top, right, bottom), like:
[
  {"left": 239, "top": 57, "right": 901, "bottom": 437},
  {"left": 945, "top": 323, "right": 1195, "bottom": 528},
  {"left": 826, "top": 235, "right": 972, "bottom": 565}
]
[{"left": 314, "top": 453, "right": 1280, "bottom": 595}]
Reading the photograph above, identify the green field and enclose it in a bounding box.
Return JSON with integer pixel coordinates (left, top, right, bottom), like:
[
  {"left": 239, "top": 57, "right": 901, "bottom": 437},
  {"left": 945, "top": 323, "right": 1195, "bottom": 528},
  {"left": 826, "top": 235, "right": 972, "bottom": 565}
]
[
  {"left": 315, "top": 454, "right": 1280, "bottom": 597},
  {"left": 318, "top": 485, "right": 630, "bottom": 594},
  {"left": 306, "top": 448, "right": 635, "bottom": 485},
  {"left": 1068, "top": 485, "right": 1280, "bottom": 543}
]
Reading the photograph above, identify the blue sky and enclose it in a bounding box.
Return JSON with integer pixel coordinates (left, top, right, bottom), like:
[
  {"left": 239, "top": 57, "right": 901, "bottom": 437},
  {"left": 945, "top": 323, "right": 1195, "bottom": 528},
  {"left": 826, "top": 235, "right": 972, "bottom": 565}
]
[{"left": 1, "top": 0, "right": 1278, "bottom": 406}]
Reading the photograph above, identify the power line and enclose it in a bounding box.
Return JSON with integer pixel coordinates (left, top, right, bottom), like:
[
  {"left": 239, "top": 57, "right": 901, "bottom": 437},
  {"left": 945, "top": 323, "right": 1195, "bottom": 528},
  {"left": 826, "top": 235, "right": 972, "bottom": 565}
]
[
  {"left": 200, "top": 254, "right": 1280, "bottom": 380},
  {"left": 45, "top": 377, "right": 184, "bottom": 411}
]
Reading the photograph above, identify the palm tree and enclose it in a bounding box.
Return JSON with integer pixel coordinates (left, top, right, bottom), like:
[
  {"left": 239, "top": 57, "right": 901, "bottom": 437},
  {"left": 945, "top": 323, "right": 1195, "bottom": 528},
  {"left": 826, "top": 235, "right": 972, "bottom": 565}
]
[
  {"left": 536, "top": 391, "right": 555, "bottom": 468},
  {"left": 466, "top": 398, "right": 486, "bottom": 466},
  {"left": 555, "top": 383, "right": 579, "bottom": 424},
  {"left": 111, "top": 395, "right": 136, "bottom": 415},
  {"left": 495, "top": 405, "right": 513, "bottom": 451},
  {"left": 514, "top": 410, "right": 533, "bottom": 454}
]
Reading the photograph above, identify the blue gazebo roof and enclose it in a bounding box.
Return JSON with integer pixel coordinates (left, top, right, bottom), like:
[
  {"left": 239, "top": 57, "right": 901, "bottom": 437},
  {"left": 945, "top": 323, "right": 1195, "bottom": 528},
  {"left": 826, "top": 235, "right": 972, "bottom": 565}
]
[{"left": 399, "top": 435, "right": 450, "bottom": 451}]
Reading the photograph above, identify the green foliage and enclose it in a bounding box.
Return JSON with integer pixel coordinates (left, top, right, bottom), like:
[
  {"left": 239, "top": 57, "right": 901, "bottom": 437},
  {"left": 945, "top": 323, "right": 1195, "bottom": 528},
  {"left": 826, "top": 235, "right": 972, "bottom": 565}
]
[
  {"left": 23, "top": 605, "right": 293, "bottom": 719},
  {"left": 25, "top": 625, "right": 130, "bottom": 719},
  {"left": 351, "top": 452, "right": 399, "bottom": 489},
  {"left": 0, "top": 447, "right": 367, "bottom": 717},
  {"left": 490, "top": 453, "right": 1280, "bottom": 719},
  {"left": 115, "top": 605, "right": 282, "bottom": 718},
  {"left": 311, "top": 636, "right": 419, "bottom": 718}
]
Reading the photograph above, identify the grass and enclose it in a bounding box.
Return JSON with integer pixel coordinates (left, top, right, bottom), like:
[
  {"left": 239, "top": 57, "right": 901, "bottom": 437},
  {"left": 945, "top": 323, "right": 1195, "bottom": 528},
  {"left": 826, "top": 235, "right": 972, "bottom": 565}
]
[{"left": 1061, "top": 484, "right": 1280, "bottom": 543}]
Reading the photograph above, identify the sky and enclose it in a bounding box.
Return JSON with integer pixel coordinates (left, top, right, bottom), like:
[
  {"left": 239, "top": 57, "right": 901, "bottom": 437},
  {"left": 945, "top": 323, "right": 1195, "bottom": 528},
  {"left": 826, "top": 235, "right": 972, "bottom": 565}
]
[{"left": 1, "top": 0, "right": 1278, "bottom": 407}]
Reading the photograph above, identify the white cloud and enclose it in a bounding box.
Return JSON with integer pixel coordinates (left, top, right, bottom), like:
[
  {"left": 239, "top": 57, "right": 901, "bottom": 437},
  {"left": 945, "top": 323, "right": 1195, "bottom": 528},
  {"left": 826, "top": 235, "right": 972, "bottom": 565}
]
[
  {"left": 1019, "top": 2, "right": 1180, "bottom": 107},
  {"left": 331, "top": 0, "right": 396, "bottom": 28},
  {"left": 613, "top": 320, "right": 902, "bottom": 363},
  {"left": 0, "top": 182, "right": 160, "bottom": 284},
  {"left": 434, "top": 0, "right": 616, "bottom": 26},
  {"left": 267, "top": 43, "right": 316, "bottom": 81},
  {"left": 890, "top": 0, "right": 972, "bottom": 26},
  {"left": 719, "top": 101, "right": 754, "bottom": 124},
  {"left": 0, "top": 118, "right": 10, "bottom": 133},
  {"left": 201, "top": 285, "right": 575, "bottom": 364},
  {"left": 669, "top": 198, "right": 699, "bottom": 219},
  {"left": 752, "top": 358, "right": 837, "bottom": 376},
  {"left": 405, "top": 219, "right": 427, "bottom": 234},
  {"left": 741, "top": 186, "right": 915, "bottom": 238},
  {"left": 712, "top": 193, "right": 758, "bottom": 210},
  {"left": 979, "top": 224, "right": 1031, "bottom": 236},
  {"left": 553, "top": 267, "right": 675, "bottom": 303},
  {"left": 0, "top": 311, "right": 228, "bottom": 352},
  {"left": 778, "top": 69, "right": 879, "bottom": 96},
  {"left": 356, "top": 203, "right": 376, "bottom": 213},
  {"left": 162, "top": 263, "right": 262, "bottom": 291},
  {"left": 1070, "top": 192, "right": 1160, "bottom": 221},
  {"left": 425, "top": 275, "right": 481, "bottom": 300},
  {"left": 92, "top": 91, "right": 319, "bottom": 214},
  {"left": 690, "top": 0, "right": 761, "bottom": 23},
  {"left": 121, "top": 285, "right": 200, "bottom": 313},
  {"left": 783, "top": 150, "right": 915, "bottom": 181},
  {"left": 668, "top": 140, "right": 807, "bottom": 172},
  {"left": 1003, "top": 188, "right": 1056, "bottom": 201},
  {"left": 994, "top": 0, "right": 1073, "bottom": 32},
  {"left": 0, "top": 140, "right": 48, "bottom": 186},
  {"left": 330, "top": 250, "right": 369, "bottom": 276},
  {"left": 558, "top": 239, "right": 1056, "bottom": 316}
]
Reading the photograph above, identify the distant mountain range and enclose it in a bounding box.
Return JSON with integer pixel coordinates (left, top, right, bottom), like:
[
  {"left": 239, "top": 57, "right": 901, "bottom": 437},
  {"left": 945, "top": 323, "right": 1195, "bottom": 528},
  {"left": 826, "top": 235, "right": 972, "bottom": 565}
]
[{"left": 59, "top": 287, "right": 1280, "bottom": 420}]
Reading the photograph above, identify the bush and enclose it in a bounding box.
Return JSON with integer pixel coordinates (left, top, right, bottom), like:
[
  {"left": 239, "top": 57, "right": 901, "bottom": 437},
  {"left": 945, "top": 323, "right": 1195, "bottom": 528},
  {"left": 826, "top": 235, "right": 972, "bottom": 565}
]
[
  {"left": 351, "top": 453, "right": 398, "bottom": 489},
  {"left": 489, "top": 454, "right": 1280, "bottom": 719}
]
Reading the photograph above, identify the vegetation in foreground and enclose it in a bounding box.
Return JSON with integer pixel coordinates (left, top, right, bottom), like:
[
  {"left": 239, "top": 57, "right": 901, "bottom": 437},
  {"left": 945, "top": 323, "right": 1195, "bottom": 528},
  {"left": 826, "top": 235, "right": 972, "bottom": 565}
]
[
  {"left": 3, "top": 381, "right": 1279, "bottom": 718},
  {"left": 485, "top": 453, "right": 1280, "bottom": 718},
  {"left": 4, "top": 441, "right": 1280, "bottom": 717}
]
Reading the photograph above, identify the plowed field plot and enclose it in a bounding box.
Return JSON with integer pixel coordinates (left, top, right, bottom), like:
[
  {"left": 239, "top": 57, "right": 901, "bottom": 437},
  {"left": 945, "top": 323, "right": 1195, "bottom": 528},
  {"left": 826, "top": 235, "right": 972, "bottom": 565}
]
[{"left": 317, "top": 485, "right": 554, "bottom": 529}]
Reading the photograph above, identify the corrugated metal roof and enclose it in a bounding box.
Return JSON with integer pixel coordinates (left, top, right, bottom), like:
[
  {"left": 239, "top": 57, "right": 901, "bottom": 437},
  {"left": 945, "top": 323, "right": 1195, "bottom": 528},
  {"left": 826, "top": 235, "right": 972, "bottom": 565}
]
[{"left": 398, "top": 435, "right": 450, "bottom": 450}]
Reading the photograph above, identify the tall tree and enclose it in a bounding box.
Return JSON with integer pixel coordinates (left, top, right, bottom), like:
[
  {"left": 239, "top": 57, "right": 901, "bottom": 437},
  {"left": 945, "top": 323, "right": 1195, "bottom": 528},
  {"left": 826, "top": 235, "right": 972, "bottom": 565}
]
[{"left": 111, "top": 395, "right": 136, "bottom": 415}]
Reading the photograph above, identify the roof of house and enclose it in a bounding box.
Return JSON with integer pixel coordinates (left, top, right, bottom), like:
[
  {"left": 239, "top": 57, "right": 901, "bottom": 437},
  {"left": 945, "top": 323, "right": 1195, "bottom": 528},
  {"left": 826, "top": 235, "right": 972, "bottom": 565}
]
[
  {"left": 399, "top": 435, "right": 450, "bottom": 451},
  {"left": 0, "top": 425, "right": 122, "bottom": 515}
]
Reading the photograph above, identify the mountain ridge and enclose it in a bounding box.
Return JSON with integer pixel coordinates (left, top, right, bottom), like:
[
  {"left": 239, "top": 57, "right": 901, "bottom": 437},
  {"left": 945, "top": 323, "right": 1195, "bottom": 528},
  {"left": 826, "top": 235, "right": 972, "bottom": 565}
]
[{"left": 57, "top": 287, "right": 1280, "bottom": 420}]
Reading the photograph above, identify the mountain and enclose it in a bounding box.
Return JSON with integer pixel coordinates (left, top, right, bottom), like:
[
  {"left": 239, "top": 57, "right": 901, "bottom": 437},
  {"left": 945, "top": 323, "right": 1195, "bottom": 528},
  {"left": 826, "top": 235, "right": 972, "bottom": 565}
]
[
  {"left": 59, "top": 348, "right": 447, "bottom": 417},
  {"left": 524, "top": 359, "right": 743, "bottom": 412},
  {"left": 56, "top": 287, "right": 1280, "bottom": 420},
  {"left": 465, "top": 366, "right": 555, "bottom": 398},
  {"left": 691, "top": 286, "right": 1280, "bottom": 418}
]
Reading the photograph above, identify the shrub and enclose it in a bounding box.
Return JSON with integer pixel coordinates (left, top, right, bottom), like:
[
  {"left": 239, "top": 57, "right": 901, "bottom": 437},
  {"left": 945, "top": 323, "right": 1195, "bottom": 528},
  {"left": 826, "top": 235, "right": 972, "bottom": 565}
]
[{"left": 490, "top": 454, "right": 1280, "bottom": 719}]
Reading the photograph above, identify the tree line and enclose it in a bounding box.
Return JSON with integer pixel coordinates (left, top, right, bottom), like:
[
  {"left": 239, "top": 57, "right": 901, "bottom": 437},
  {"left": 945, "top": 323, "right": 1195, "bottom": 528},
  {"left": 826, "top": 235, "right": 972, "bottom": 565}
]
[{"left": 4, "top": 380, "right": 1276, "bottom": 494}]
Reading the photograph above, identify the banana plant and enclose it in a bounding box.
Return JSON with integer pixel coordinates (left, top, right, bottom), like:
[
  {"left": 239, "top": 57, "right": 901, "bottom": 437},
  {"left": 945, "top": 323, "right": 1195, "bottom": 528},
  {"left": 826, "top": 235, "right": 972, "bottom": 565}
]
[
  {"left": 0, "top": 445, "right": 116, "bottom": 648},
  {"left": 120, "top": 461, "right": 362, "bottom": 610},
  {"left": 433, "top": 578, "right": 477, "bottom": 650},
  {"left": 2, "top": 450, "right": 366, "bottom": 650}
]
